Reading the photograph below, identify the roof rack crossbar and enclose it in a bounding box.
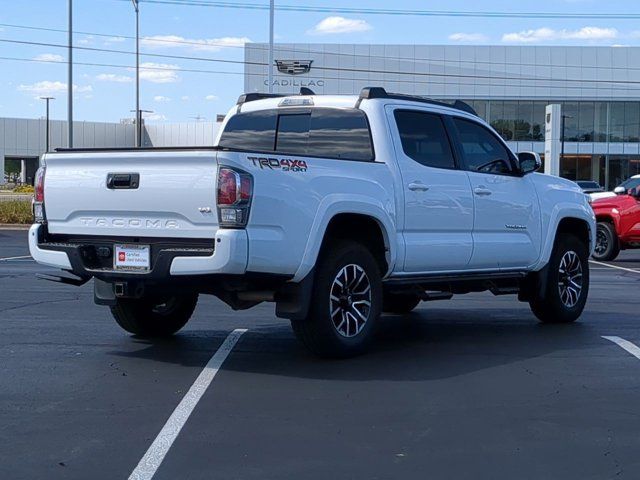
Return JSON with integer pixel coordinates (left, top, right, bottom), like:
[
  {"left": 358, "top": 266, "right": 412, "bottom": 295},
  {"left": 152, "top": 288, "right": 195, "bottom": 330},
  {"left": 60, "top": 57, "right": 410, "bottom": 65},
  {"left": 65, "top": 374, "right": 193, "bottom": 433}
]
[{"left": 357, "top": 86, "right": 477, "bottom": 116}]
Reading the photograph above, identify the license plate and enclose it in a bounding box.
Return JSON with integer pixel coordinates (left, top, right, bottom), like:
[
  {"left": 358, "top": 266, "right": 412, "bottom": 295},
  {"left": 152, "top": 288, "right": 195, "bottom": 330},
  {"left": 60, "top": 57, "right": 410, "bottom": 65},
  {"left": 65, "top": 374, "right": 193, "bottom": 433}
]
[{"left": 113, "top": 244, "right": 150, "bottom": 271}]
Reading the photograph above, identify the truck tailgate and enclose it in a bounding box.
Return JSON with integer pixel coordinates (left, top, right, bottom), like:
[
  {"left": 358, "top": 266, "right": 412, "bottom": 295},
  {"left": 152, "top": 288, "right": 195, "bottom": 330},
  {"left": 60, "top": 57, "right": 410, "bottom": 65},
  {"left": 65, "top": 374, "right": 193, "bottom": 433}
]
[{"left": 44, "top": 150, "right": 219, "bottom": 238}]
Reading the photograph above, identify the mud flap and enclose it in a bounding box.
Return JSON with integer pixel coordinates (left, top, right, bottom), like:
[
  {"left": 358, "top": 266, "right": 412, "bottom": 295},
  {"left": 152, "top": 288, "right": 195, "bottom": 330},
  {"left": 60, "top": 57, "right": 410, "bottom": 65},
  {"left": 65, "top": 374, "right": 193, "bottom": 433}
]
[
  {"left": 275, "top": 269, "right": 315, "bottom": 321},
  {"left": 518, "top": 264, "right": 549, "bottom": 303}
]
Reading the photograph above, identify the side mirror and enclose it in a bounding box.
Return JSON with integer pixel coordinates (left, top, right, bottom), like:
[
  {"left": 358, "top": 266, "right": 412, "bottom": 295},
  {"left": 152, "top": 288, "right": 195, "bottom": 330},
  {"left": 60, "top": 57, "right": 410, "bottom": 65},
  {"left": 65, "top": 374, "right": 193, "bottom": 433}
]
[
  {"left": 517, "top": 152, "right": 541, "bottom": 175},
  {"left": 614, "top": 186, "right": 626, "bottom": 195}
]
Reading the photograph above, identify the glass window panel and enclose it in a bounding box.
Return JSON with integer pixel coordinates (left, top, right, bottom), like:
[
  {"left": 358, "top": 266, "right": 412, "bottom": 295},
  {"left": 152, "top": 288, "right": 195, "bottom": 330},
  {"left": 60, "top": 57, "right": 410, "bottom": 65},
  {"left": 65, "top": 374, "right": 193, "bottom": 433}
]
[
  {"left": 393, "top": 110, "right": 456, "bottom": 169},
  {"left": 624, "top": 102, "right": 640, "bottom": 142},
  {"left": 514, "top": 101, "right": 533, "bottom": 140},
  {"left": 490, "top": 100, "right": 516, "bottom": 141},
  {"left": 576, "top": 156, "right": 592, "bottom": 180},
  {"left": 532, "top": 102, "right": 546, "bottom": 141},
  {"left": 598, "top": 155, "right": 607, "bottom": 189},
  {"left": 609, "top": 103, "right": 625, "bottom": 142},
  {"left": 275, "top": 114, "right": 310, "bottom": 155},
  {"left": 609, "top": 156, "right": 630, "bottom": 187},
  {"left": 578, "top": 102, "right": 595, "bottom": 142},
  {"left": 472, "top": 100, "right": 487, "bottom": 120},
  {"left": 218, "top": 110, "right": 277, "bottom": 152},
  {"left": 562, "top": 102, "right": 579, "bottom": 141},
  {"left": 453, "top": 117, "right": 514, "bottom": 174},
  {"left": 594, "top": 102, "right": 608, "bottom": 142},
  {"left": 489, "top": 100, "right": 503, "bottom": 124},
  {"left": 562, "top": 155, "right": 593, "bottom": 181},
  {"left": 629, "top": 157, "right": 640, "bottom": 177},
  {"left": 489, "top": 101, "right": 508, "bottom": 140},
  {"left": 560, "top": 156, "right": 577, "bottom": 180},
  {"left": 502, "top": 101, "right": 517, "bottom": 141},
  {"left": 308, "top": 109, "right": 374, "bottom": 161}
]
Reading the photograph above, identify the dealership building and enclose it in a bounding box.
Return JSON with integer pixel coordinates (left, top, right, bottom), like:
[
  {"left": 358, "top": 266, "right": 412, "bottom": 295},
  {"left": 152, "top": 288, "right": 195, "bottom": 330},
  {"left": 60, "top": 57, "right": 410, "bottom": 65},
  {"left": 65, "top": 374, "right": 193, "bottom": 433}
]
[{"left": 245, "top": 43, "right": 640, "bottom": 190}]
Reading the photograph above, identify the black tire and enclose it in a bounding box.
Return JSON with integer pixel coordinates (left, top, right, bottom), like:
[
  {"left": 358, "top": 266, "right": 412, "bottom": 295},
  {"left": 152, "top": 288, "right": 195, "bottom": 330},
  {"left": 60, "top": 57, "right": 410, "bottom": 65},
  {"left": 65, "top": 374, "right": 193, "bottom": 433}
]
[
  {"left": 291, "top": 240, "right": 382, "bottom": 358},
  {"left": 382, "top": 292, "right": 421, "bottom": 314},
  {"left": 110, "top": 293, "right": 198, "bottom": 337},
  {"left": 592, "top": 222, "right": 620, "bottom": 261},
  {"left": 529, "top": 234, "right": 589, "bottom": 324}
]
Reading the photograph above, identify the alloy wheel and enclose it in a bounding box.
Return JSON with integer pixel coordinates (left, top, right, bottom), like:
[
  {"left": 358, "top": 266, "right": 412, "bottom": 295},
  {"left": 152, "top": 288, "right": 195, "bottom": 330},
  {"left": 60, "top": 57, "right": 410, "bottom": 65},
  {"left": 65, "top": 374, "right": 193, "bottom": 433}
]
[
  {"left": 594, "top": 228, "right": 609, "bottom": 256},
  {"left": 558, "top": 250, "right": 583, "bottom": 308},
  {"left": 329, "top": 264, "right": 372, "bottom": 338}
]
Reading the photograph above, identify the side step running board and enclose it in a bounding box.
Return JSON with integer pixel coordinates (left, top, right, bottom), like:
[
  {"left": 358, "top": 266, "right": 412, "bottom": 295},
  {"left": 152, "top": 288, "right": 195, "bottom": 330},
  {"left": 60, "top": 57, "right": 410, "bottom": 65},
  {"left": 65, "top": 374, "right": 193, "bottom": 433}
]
[{"left": 36, "top": 273, "right": 90, "bottom": 287}]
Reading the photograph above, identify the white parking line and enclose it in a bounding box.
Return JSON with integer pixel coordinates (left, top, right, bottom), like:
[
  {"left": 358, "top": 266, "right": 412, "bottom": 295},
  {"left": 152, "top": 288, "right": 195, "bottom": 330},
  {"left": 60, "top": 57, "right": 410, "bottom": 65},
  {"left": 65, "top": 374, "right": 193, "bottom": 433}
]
[
  {"left": 129, "top": 328, "right": 247, "bottom": 480},
  {"left": 589, "top": 260, "right": 640, "bottom": 274},
  {"left": 602, "top": 336, "right": 640, "bottom": 360},
  {"left": 0, "top": 255, "right": 32, "bottom": 261}
]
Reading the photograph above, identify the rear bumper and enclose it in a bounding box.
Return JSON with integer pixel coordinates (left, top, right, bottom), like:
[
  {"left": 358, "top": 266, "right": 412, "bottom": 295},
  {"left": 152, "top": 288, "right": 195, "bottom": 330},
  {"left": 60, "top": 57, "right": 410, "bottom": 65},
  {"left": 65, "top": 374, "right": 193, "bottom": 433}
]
[
  {"left": 28, "top": 224, "right": 248, "bottom": 279},
  {"left": 29, "top": 224, "right": 73, "bottom": 270}
]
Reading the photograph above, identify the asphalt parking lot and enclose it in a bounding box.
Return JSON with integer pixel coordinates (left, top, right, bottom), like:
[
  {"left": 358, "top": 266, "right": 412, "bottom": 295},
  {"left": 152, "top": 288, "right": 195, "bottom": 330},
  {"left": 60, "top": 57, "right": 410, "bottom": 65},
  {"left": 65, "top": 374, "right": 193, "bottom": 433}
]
[{"left": 2, "top": 229, "right": 640, "bottom": 479}]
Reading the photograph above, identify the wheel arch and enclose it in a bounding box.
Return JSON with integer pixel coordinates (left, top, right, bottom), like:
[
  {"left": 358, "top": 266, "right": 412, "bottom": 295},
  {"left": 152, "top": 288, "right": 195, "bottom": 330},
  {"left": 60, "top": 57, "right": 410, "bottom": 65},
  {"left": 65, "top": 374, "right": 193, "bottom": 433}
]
[
  {"left": 291, "top": 199, "right": 396, "bottom": 283},
  {"left": 595, "top": 213, "right": 619, "bottom": 232},
  {"left": 534, "top": 207, "right": 596, "bottom": 271},
  {"left": 319, "top": 213, "right": 389, "bottom": 274},
  {"left": 556, "top": 217, "right": 592, "bottom": 247}
]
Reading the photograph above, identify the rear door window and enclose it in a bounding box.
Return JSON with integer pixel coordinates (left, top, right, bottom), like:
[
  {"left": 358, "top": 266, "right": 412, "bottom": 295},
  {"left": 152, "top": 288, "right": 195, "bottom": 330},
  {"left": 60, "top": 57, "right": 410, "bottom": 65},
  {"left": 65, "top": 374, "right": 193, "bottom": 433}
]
[
  {"left": 394, "top": 110, "right": 456, "bottom": 169},
  {"left": 308, "top": 109, "right": 374, "bottom": 161}
]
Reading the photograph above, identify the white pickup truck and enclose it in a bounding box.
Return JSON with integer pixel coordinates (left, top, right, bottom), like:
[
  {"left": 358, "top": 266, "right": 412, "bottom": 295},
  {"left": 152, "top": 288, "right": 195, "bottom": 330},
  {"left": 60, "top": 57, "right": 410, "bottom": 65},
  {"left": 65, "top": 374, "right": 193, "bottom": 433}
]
[{"left": 29, "top": 87, "right": 596, "bottom": 357}]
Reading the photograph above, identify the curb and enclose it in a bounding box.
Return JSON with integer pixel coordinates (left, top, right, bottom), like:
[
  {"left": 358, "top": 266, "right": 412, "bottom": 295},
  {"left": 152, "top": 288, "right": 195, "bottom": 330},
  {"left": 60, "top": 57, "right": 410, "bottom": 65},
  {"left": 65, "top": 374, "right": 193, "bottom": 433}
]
[{"left": 0, "top": 224, "right": 31, "bottom": 231}]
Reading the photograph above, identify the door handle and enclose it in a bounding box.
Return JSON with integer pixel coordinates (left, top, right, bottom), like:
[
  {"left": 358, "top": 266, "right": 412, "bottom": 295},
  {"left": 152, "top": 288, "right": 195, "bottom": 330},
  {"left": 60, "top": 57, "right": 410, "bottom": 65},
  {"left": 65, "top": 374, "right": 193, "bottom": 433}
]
[
  {"left": 408, "top": 182, "right": 429, "bottom": 192},
  {"left": 474, "top": 187, "right": 492, "bottom": 196}
]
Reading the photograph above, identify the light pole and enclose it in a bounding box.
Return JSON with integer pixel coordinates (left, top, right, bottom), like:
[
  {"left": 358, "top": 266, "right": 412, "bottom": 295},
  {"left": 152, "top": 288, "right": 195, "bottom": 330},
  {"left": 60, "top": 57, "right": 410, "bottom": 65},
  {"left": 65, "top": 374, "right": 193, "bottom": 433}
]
[
  {"left": 39, "top": 96, "right": 55, "bottom": 153},
  {"left": 130, "top": 109, "right": 153, "bottom": 146},
  {"left": 268, "top": 0, "right": 274, "bottom": 93},
  {"left": 68, "top": 0, "right": 73, "bottom": 148},
  {"left": 132, "top": 0, "right": 141, "bottom": 147}
]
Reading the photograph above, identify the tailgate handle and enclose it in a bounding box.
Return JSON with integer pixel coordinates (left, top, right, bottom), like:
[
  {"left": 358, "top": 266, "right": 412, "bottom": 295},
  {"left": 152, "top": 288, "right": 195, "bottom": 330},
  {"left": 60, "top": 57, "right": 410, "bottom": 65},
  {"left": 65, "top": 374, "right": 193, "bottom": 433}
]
[{"left": 106, "top": 173, "right": 139, "bottom": 189}]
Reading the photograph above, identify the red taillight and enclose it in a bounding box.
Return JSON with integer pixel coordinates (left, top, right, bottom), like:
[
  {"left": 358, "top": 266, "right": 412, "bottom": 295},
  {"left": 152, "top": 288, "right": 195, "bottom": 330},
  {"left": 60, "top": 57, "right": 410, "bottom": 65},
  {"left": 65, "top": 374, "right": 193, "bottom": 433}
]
[
  {"left": 217, "top": 168, "right": 239, "bottom": 205},
  {"left": 217, "top": 166, "right": 253, "bottom": 228},
  {"left": 33, "top": 166, "right": 46, "bottom": 223},
  {"left": 34, "top": 167, "right": 45, "bottom": 203},
  {"left": 240, "top": 175, "right": 252, "bottom": 201}
]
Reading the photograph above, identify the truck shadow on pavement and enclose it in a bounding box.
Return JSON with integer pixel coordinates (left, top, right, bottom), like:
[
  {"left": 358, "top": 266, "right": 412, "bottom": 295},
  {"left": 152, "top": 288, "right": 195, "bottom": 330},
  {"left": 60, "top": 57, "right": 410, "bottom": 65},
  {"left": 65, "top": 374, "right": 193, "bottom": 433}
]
[{"left": 110, "top": 306, "right": 598, "bottom": 383}]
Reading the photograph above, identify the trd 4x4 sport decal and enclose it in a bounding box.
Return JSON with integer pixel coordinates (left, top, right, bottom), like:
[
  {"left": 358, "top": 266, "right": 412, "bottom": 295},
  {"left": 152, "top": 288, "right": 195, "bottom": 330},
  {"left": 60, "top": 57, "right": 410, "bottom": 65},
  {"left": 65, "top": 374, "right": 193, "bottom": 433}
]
[{"left": 248, "top": 156, "right": 308, "bottom": 172}]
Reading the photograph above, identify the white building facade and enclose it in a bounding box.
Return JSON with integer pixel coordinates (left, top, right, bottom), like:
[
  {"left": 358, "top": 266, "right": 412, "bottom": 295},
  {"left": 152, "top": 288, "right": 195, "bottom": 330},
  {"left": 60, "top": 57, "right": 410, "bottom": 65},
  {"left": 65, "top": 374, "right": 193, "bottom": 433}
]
[{"left": 245, "top": 44, "right": 640, "bottom": 189}]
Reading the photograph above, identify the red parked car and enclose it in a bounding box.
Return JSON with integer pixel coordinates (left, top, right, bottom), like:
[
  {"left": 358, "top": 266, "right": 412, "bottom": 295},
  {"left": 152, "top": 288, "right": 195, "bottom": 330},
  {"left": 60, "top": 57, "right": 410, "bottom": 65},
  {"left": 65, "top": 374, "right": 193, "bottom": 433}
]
[{"left": 591, "top": 186, "right": 640, "bottom": 260}]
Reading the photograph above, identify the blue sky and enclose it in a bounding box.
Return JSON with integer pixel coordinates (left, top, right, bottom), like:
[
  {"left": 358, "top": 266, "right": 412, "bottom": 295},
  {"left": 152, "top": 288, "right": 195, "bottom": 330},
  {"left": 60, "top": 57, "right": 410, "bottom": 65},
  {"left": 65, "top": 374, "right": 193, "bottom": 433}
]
[{"left": 1, "top": 0, "right": 640, "bottom": 123}]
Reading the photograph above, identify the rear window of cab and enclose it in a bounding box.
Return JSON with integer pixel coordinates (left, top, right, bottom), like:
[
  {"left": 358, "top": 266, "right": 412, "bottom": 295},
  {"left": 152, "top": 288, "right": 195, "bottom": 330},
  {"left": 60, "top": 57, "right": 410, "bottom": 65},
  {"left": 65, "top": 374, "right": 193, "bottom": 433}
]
[{"left": 219, "top": 108, "right": 374, "bottom": 161}]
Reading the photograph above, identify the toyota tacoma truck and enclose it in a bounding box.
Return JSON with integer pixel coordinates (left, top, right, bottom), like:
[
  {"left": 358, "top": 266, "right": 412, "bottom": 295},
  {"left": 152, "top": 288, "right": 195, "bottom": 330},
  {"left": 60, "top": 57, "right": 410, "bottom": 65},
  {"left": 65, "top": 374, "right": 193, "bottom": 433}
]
[
  {"left": 591, "top": 185, "right": 640, "bottom": 261},
  {"left": 29, "top": 87, "right": 596, "bottom": 358}
]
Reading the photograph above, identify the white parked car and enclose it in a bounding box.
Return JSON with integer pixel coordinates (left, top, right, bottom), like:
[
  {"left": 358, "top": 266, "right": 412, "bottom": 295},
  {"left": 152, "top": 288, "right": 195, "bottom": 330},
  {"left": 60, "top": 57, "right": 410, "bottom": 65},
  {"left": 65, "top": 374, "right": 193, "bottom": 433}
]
[
  {"left": 615, "top": 174, "right": 640, "bottom": 194},
  {"left": 588, "top": 174, "right": 640, "bottom": 201},
  {"left": 29, "top": 87, "right": 596, "bottom": 357}
]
